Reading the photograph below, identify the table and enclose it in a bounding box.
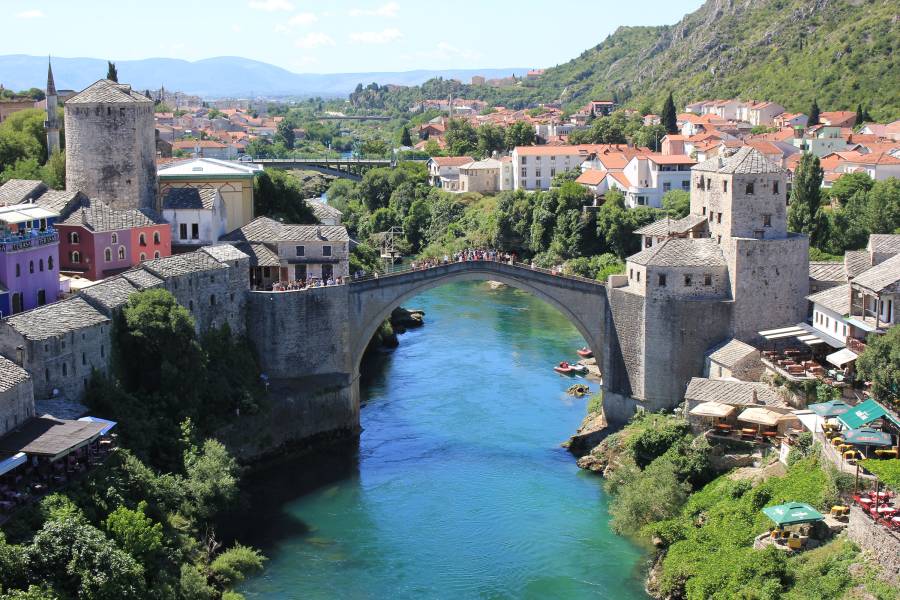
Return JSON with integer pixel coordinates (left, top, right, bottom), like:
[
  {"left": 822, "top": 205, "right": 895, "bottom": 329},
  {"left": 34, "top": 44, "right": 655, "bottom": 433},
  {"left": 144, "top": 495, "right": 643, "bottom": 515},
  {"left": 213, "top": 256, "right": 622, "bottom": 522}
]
[
  {"left": 870, "top": 491, "right": 890, "bottom": 500},
  {"left": 859, "top": 497, "right": 874, "bottom": 505},
  {"left": 715, "top": 423, "right": 732, "bottom": 432},
  {"left": 876, "top": 506, "right": 896, "bottom": 515}
]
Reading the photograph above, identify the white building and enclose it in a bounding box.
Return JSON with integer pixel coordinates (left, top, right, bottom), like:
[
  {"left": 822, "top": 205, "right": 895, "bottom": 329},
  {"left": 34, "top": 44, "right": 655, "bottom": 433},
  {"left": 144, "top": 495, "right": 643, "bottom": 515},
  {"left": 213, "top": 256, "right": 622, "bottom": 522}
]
[
  {"left": 162, "top": 187, "right": 228, "bottom": 248},
  {"left": 427, "top": 156, "right": 474, "bottom": 191}
]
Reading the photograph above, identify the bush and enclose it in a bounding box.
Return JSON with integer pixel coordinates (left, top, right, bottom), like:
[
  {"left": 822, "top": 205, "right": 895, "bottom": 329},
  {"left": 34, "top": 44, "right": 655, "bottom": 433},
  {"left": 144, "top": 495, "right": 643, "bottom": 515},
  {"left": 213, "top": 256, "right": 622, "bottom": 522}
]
[{"left": 209, "top": 545, "right": 266, "bottom": 588}]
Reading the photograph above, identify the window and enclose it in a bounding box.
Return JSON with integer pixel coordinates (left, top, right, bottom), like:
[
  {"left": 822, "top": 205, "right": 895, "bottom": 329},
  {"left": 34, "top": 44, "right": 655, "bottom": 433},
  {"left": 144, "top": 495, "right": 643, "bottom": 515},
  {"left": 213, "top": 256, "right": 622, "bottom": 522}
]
[
  {"left": 39, "top": 259, "right": 44, "bottom": 272},
  {"left": 636, "top": 271, "right": 641, "bottom": 282},
  {"left": 717, "top": 235, "right": 722, "bottom": 244},
  {"left": 111, "top": 233, "right": 118, "bottom": 244},
  {"left": 154, "top": 251, "right": 160, "bottom": 259},
  {"left": 706, "top": 177, "right": 711, "bottom": 189},
  {"left": 29, "top": 261, "right": 34, "bottom": 274},
  {"left": 702, "top": 207, "right": 706, "bottom": 216},
  {"left": 716, "top": 212, "right": 722, "bottom": 224},
  {"left": 295, "top": 245, "right": 305, "bottom": 257},
  {"left": 754, "top": 230, "right": 765, "bottom": 239},
  {"left": 681, "top": 180, "right": 690, "bottom": 191},
  {"left": 101, "top": 345, "right": 104, "bottom": 358},
  {"left": 153, "top": 231, "right": 161, "bottom": 244},
  {"left": 550, "top": 168, "right": 556, "bottom": 177},
  {"left": 684, "top": 274, "right": 692, "bottom": 286},
  {"left": 71, "top": 251, "right": 81, "bottom": 264},
  {"left": 210, "top": 295, "right": 216, "bottom": 306},
  {"left": 644, "top": 237, "right": 652, "bottom": 248},
  {"left": 82, "top": 352, "right": 86, "bottom": 365},
  {"left": 189, "top": 300, "right": 194, "bottom": 311},
  {"left": 773, "top": 181, "right": 779, "bottom": 195},
  {"left": 191, "top": 224, "right": 199, "bottom": 240},
  {"left": 179, "top": 223, "right": 188, "bottom": 240},
  {"left": 723, "top": 180, "right": 728, "bottom": 192},
  {"left": 536, "top": 168, "right": 542, "bottom": 178},
  {"left": 704, "top": 274, "right": 712, "bottom": 286},
  {"left": 629, "top": 268, "right": 633, "bottom": 280},
  {"left": 521, "top": 167, "right": 527, "bottom": 178},
  {"left": 663, "top": 182, "right": 671, "bottom": 192},
  {"left": 15, "top": 264, "right": 20, "bottom": 277},
  {"left": 139, "top": 233, "right": 146, "bottom": 246},
  {"left": 745, "top": 182, "right": 754, "bottom": 195},
  {"left": 658, "top": 274, "right": 667, "bottom": 287},
  {"left": 69, "top": 232, "right": 80, "bottom": 244},
  {"left": 48, "top": 256, "right": 53, "bottom": 270},
  {"left": 62, "top": 363, "right": 67, "bottom": 377},
  {"left": 763, "top": 214, "right": 772, "bottom": 227},
  {"left": 117, "top": 246, "right": 126, "bottom": 260},
  {"left": 323, "top": 245, "right": 332, "bottom": 257},
  {"left": 104, "top": 248, "right": 112, "bottom": 262},
  {"left": 140, "top": 253, "right": 146, "bottom": 261}
]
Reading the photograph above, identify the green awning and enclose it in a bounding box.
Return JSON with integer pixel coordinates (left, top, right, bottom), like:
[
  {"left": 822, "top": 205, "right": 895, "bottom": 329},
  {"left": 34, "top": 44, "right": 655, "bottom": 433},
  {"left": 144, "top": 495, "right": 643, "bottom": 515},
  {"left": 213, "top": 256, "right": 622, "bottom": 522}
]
[
  {"left": 838, "top": 399, "right": 899, "bottom": 430},
  {"left": 842, "top": 427, "right": 894, "bottom": 447},
  {"left": 808, "top": 400, "right": 851, "bottom": 419},
  {"left": 762, "top": 502, "right": 824, "bottom": 526}
]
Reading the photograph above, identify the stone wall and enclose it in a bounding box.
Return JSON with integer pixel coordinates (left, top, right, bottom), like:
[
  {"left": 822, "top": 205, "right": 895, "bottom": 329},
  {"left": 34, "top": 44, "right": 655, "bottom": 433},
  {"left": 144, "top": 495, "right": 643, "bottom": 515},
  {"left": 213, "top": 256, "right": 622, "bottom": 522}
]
[
  {"left": 0, "top": 374, "right": 34, "bottom": 436},
  {"left": 605, "top": 287, "right": 644, "bottom": 404},
  {"left": 847, "top": 506, "right": 900, "bottom": 585},
  {"left": 65, "top": 102, "right": 157, "bottom": 210}
]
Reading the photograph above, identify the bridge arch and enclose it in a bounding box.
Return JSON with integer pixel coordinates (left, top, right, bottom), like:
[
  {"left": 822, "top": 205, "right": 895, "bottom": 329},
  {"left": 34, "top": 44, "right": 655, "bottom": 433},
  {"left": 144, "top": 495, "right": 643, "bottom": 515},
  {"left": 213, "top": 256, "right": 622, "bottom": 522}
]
[{"left": 348, "top": 262, "right": 610, "bottom": 381}]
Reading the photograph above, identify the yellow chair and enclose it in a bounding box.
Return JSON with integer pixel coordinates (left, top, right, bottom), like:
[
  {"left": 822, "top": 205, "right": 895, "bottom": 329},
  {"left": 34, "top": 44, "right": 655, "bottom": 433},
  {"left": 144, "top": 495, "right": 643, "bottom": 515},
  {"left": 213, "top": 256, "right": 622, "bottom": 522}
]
[
  {"left": 787, "top": 537, "right": 803, "bottom": 550},
  {"left": 831, "top": 437, "right": 844, "bottom": 447},
  {"left": 837, "top": 444, "right": 853, "bottom": 452},
  {"left": 843, "top": 450, "right": 858, "bottom": 460}
]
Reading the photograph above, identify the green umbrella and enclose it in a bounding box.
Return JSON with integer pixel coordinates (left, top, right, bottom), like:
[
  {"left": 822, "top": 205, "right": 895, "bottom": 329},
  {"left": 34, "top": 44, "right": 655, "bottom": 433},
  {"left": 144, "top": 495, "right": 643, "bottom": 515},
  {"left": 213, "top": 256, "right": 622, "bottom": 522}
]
[
  {"left": 762, "top": 502, "right": 824, "bottom": 527},
  {"left": 808, "top": 400, "right": 851, "bottom": 418},
  {"left": 842, "top": 427, "right": 894, "bottom": 447}
]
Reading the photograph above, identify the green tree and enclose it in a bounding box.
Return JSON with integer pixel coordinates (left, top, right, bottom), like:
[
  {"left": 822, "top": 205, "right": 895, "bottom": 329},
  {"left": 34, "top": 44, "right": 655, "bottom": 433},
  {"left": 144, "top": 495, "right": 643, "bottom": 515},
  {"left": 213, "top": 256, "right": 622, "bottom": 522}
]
[
  {"left": 181, "top": 432, "right": 239, "bottom": 524},
  {"left": 106, "top": 61, "right": 118, "bottom": 82},
  {"left": 476, "top": 123, "right": 505, "bottom": 158},
  {"left": 808, "top": 99, "right": 820, "bottom": 127},
  {"left": 444, "top": 119, "right": 477, "bottom": 156},
  {"left": 856, "top": 324, "right": 900, "bottom": 407},
  {"left": 504, "top": 121, "right": 535, "bottom": 149},
  {"left": 827, "top": 172, "right": 873, "bottom": 206},
  {"left": 40, "top": 151, "right": 65, "bottom": 189},
  {"left": 253, "top": 169, "right": 317, "bottom": 223},
  {"left": 662, "top": 189, "right": 691, "bottom": 218},
  {"left": 864, "top": 178, "right": 900, "bottom": 234},
  {"left": 275, "top": 121, "right": 295, "bottom": 149},
  {"left": 403, "top": 199, "right": 431, "bottom": 252},
  {"left": 787, "top": 153, "right": 826, "bottom": 247},
  {"left": 400, "top": 125, "right": 413, "bottom": 147},
  {"left": 854, "top": 103, "right": 865, "bottom": 127},
  {"left": 358, "top": 168, "right": 395, "bottom": 211},
  {"left": 208, "top": 545, "right": 265, "bottom": 589},
  {"left": 103, "top": 501, "right": 163, "bottom": 565},
  {"left": 661, "top": 92, "right": 678, "bottom": 134}
]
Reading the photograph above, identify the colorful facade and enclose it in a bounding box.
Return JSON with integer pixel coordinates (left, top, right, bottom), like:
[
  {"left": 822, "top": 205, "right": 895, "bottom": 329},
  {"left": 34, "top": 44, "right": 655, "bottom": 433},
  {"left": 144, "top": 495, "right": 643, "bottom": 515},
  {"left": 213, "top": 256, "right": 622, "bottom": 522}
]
[{"left": 0, "top": 205, "right": 61, "bottom": 316}]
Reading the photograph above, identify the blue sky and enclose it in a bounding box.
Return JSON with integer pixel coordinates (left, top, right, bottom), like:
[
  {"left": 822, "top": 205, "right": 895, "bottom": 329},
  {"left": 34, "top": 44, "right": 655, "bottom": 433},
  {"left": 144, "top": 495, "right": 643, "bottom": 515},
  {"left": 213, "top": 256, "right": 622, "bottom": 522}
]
[{"left": 3, "top": 0, "right": 705, "bottom": 73}]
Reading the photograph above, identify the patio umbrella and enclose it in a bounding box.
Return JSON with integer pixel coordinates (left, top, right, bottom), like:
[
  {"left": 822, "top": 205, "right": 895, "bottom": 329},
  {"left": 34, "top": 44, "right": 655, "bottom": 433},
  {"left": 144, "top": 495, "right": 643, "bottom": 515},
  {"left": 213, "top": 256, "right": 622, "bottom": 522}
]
[
  {"left": 737, "top": 407, "right": 782, "bottom": 427},
  {"left": 762, "top": 502, "right": 824, "bottom": 527},
  {"left": 842, "top": 427, "right": 893, "bottom": 447},
  {"left": 808, "top": 400, "right": 851, "bottom": 419},
  {"left": 689, "top": 402, "right": 736, "bottom": 418}
]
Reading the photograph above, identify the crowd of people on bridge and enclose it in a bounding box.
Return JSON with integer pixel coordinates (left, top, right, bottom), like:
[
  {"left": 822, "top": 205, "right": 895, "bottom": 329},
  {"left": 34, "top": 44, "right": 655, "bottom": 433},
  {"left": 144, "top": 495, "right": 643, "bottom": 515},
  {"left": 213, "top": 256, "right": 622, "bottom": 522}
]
[
  {"left": 409, "top": 248, "right": 519, "bottom": 270},
  {"left": 271, "top": 276, "right": 344, "bottom": 292}
]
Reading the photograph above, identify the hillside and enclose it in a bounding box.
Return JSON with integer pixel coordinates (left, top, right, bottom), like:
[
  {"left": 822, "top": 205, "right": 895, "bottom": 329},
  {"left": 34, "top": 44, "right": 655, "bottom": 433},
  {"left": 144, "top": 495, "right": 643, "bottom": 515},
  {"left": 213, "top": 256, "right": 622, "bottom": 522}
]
[
  {"left": 0, "top": 55, "right": 528, "bottom": 99},
  {"left": 389, "top": 0, "right": 900, "bottom": 119}
]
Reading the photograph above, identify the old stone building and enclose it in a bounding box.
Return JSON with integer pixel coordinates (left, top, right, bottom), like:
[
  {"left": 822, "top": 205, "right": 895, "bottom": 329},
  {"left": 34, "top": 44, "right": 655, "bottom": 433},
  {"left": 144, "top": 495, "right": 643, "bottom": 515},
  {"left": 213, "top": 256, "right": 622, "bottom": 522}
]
[
  {"left": 64, "top": 80, "right": 157, "bottom": 211},
  {"left": 0, "top": 356, "right": 34, "bottom": 436}
]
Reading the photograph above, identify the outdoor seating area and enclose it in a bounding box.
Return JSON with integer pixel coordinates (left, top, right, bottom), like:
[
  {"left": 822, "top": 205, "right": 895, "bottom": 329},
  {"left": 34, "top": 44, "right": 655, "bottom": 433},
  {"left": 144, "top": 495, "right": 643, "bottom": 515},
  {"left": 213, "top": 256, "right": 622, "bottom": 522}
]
[
  {"left": 691, "top": 401, "right": 798, "bottom": 446},
  {"left": 852, "top": 489, "right": 900, "bottom": 532},
  {"left": 760, "top": 348, "right": 847, "bottom": 385},
  {"left": 755, "top": 502, "right": 833, "bottom": 552},
  {"left": 0, "top": 416, "right": 117, "bottom": 522},
  {"left": 813, "top": 399, "right": 900, "bottom": 465}
]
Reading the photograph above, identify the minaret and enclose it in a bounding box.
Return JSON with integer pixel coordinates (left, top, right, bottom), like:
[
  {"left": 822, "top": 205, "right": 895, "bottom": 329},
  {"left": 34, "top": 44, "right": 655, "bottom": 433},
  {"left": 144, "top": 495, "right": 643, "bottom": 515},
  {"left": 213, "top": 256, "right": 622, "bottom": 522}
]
[{"left": 45, "top": 59, "right": 60, "bottom": 156}]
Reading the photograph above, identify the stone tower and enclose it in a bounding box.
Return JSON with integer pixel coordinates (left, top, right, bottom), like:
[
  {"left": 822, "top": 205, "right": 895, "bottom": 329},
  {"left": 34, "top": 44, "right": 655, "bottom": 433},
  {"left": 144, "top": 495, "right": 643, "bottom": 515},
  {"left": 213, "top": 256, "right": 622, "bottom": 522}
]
[
  {"left": 45, "top": 59, "right": 60, "bottom": 156},
  {"left": 64, "top": 79, "right": 157, "bottom": 210}
]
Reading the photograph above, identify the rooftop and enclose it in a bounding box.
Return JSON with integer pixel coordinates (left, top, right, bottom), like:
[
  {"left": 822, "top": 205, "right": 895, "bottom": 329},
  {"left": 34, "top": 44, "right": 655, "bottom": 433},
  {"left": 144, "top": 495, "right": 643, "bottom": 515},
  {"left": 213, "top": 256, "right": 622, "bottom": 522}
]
[
  {"left": 429, "top": 156, "right": 475, "bottom": 167},
  {"left": 59, "top": 203, "right": 165, "bottom": 232},
  {"left": 120, "top": 268, "right": 163, "bottom": 290},
  {"left": 869, "top": 234, "right": 900, "bottom": 256},
  {"left": 807, "top": 283, "right": 850, "bottom": 315},
  {"left": 32, "top": 190, "right": 85, "bottom": 218},
  {"left": 5, "top": 297, "right": 109, "bottom": 341},
  {"left": 200, "top": 244, "right": 249, "bottom": 263},
  {"left": 79, "top": 277, "right": 139, "bottom": 313},
  {"left": 142, "top": 249, "right": 227, "bottom": 278},
  {"left": 162, "top": 188, "right": 219, "bottom": 211},
  {"left": 0, "top": 355, "right": 30, "bottom": 393},
  {"left": 0, "top": 180, "right": 47, "bottom": 206},
  {"left": 67, "top": 79, "right": 152, "bottom": 104},
  {"left": 627, "top": 238, "right": 726, "bottom": 268},
  {"left": 222, "top": 216, "right": 349, "bottom": 244},
  {"left": 845, "top": 250, "right": 872, "bottom": 279},
  {"left": 305, "top": 199, "right": 343, "bottom": 222},
  {"left": 156, "top": 157, "right": 262, "bottom": 178},
  {"left": 707, "top": 339, "right": 759, "bottom": 368},
  {"left": 693, "top": 146, "right": 785, "bottom": 174},
  {"left": 575, "top": 169, "right": 608, "bottom": 186},
  {"left": 0, "top": 416, "right": 106, "bottom": 458},
  {"left": 685, "top": 377, "right": 783, "bottom": 407},
  {"left": 851, "top": 253, "right": 900, "bottom": 294},
  {"left": 231, "top": 242, "right": 280, "bottom": 267},
  {"left": 809, "top": 261, "right": 847, "bottom": 284}
]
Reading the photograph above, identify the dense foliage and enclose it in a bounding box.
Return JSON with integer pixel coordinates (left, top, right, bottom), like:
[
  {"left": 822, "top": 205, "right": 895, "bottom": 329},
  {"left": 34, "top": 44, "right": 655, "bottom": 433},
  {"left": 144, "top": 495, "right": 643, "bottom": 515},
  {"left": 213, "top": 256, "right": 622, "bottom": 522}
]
[
  {"left": 0, "top": 109, "right": 64, "bottom": 187},
  {"left": 856, "top": 326, "right": 900, "bottom": 409}
]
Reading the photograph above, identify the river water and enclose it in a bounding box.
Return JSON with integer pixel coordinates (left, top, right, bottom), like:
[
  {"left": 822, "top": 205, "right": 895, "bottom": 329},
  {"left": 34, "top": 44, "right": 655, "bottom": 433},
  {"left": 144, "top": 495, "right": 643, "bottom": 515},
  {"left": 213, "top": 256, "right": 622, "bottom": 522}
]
[{"left": 236, "top": 281, "right": 647, "bottom": 599}]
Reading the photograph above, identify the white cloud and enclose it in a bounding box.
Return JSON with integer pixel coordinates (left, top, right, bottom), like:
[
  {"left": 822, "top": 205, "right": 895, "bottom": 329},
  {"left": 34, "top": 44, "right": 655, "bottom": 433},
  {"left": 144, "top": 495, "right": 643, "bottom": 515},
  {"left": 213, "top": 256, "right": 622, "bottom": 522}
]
[
  {"left": 349, "top": 2, "right": 399, "bottom": 17},
  {"left": 231, "top": 24, "right": 242, "bottom": 33},
  {"left": 248, "top": 0, "right": 294, "bottom": 12},
  {"left": 16, "top": 9, "right": 45, "bottom": 19},
  {"left": 295, "top": 32, "right": 335, "bottom": 49},
  {"left": 349, "top": 28, "right": 402, "bottom": 44},
  {"left": 288, "top": 12, "right": 317, "bottom": 26}
]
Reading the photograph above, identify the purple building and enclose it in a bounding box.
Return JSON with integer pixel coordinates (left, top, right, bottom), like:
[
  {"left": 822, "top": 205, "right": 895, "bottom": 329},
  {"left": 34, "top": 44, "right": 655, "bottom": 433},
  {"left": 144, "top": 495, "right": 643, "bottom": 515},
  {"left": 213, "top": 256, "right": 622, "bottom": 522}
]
[{"left": 0, "top": 204, "right": 61, "bottom": 315}]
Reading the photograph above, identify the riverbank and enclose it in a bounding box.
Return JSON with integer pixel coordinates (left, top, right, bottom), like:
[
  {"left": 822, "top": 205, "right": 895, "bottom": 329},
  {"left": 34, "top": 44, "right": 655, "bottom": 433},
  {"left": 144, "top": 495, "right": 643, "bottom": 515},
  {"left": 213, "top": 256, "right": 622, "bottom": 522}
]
[{"left": 573, "top": 412, "right": 897, "bottom": 598}]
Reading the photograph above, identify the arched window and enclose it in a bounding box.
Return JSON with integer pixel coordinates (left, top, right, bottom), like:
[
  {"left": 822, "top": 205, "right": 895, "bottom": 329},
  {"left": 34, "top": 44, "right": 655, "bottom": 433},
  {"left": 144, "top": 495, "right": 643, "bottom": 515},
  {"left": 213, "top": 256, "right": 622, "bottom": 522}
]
[
  {"left": 117, "top": 246, "right": 126, "bottom": 260},
  {"left": 71, "top": 251, "right": 81, "bottom": 264},
  {"left": 69, "top": 232, "right": 80, "bottom": 244},
  {"left": 111, "top": 233, "right": 118, "bottom": 244},
  {"left": 104, "top": 248, "right": 112, "bottom": 262},
  {"left": 140, "top": 253, "right": 146, "bottom": 261},
  {"left": 39, "top": 259, "right": 43, "bottom": 272},
  {"left": 139, "top": 233, "right": 146, "bottom": 246},
  {"left": 153, "top": 231, "right": 161, "bottom": 244},
  {"left": 154, "top": 251, "right": 161, "bottom": 259},
  {"left": 48, "top": 256, "right": 53, "bottom": 270},
  {"left": 29, "top": 261, "right": 34, "bottom": 274}
]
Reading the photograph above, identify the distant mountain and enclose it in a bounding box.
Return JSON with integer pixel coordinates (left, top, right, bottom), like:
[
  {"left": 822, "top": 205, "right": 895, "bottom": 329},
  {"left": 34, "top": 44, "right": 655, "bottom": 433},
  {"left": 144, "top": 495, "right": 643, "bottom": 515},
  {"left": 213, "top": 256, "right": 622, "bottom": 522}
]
[
  {"left": 369, "top": 0, "right": 899, "bottom": 120},
  {"left": 0, "top": 55, "right": 529, "bottom": 99}
]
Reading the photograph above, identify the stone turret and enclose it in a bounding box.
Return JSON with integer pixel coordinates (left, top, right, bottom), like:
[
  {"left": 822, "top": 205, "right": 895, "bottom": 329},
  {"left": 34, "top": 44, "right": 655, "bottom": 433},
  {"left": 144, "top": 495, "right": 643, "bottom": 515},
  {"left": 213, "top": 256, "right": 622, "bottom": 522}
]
[
  {"left": 45, "top": 59, "right": 60, "bottom": 156},
  {"left": 64, "top": 79, "right": 157, "bottom": 211}
]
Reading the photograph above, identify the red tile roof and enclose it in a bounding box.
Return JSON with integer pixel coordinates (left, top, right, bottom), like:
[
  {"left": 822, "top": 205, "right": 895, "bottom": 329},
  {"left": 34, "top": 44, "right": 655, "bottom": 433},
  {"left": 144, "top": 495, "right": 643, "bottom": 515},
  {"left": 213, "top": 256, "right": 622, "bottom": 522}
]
[
  {"left": 430, "top": 156, "right": 475, "bottom": 167},
  {"left": 647, "top": 154, "right": 697, "bottom": 165},
  {"left": 576, "top": 169, "right": 608, "bottom": 185}
]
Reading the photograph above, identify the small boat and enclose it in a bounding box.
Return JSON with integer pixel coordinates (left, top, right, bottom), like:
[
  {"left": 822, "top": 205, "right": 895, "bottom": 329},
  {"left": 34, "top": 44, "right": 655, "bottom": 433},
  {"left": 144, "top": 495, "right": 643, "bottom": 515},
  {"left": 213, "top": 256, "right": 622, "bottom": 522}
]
[
  {"left": 570, "top": 363, "right": 588, "bottom": 375},
  {"left": 577, "top": 347, "right": 593, "bottom": 358},
  {"left": 554, "top": 362, "right": 588, "bottom": 375}
]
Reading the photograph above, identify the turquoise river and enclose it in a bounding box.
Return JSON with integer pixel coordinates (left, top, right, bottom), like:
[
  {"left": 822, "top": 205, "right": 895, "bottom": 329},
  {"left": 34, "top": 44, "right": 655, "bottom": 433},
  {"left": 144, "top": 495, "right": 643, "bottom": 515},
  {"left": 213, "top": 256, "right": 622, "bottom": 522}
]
[{"left": 235, "top": 281, "right": 648, "bottom": 599}]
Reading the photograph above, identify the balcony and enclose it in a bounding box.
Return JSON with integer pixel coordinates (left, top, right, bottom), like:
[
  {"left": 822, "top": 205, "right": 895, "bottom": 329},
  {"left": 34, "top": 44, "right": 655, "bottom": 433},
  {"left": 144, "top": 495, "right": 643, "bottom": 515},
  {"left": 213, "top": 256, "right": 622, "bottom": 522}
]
[{"left": 0, "top": 229, "right": 59, "bottom": 253}]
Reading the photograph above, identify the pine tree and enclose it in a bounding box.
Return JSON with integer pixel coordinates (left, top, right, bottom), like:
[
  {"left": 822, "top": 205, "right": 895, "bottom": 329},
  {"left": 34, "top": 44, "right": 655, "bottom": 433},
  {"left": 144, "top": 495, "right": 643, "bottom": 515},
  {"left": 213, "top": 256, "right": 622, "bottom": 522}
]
[
  {"left": 400, "top": 125, "right": 412, "bottom": 147},
  {"left": 107, "top": 61, "right": 118, "bottom": 82},
  {"left": 661, "top": 92, "right": 678, "bottom": 134},
  {"left": 855, "top": 104, "right": 864, "bottom": 127},
  {"left": 808, "top": 99, "right": 820, "bottom": 126},
  {"left": 787, "top": 152, "right": 826, "bottom": 247}
]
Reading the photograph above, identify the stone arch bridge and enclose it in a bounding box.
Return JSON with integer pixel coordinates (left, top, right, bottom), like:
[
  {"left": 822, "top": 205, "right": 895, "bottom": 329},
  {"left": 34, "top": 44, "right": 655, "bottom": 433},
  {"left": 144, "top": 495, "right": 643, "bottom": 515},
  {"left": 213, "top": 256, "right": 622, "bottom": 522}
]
[{"left": 244, "top": 260, "right": 733, "bottom": 448}]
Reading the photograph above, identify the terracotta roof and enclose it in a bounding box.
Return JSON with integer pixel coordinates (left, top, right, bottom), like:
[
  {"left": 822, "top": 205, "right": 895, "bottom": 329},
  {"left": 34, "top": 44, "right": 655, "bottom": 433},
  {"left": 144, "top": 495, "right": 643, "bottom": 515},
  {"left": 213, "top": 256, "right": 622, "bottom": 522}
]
[
  {"left": 429, "top": 156, "right": 474, "bottom": 167},
  {"left": 172, "top": 140, "right": 228, "bottom": 149},
  {"left": 608, "top": 172, "right": 632, "bottom": 188},
  {"left": 627, "top": 238, "right": 726, "bottom": 267},
  {"left": 575, "top": 170, "right": 608, "bottom": 185},
  {"left": 837, "top": 151, "right": 900, "bottom": 166},
  {"left": 807, "top": 283, "right": 850, "bottom": 314}
]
